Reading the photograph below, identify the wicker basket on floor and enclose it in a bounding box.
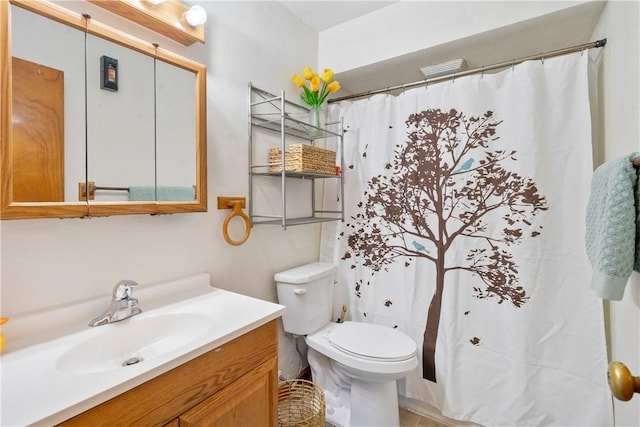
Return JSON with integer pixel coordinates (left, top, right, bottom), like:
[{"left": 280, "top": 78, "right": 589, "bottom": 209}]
[
  {"left": 277, "top": 380, "right": 325, "bottom": 427},
  {"left": 269, "top": 144, "right": 336, "bottom": 175}
]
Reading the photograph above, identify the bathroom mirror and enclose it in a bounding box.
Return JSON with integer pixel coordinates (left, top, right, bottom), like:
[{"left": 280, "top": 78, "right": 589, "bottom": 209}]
[{"left": 0, "top": 0, "right": 207, "bottom": 219}]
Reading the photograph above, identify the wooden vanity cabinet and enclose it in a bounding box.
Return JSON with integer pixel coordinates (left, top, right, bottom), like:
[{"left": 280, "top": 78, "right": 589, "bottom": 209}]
[{"left": 58, "top": 320, "right": 278, "bottom": 427}]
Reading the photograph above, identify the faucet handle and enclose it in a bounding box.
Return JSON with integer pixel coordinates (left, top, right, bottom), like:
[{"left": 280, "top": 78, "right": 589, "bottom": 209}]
[{"left": 113, "top": 280, "right": 138, "bottom": 300}]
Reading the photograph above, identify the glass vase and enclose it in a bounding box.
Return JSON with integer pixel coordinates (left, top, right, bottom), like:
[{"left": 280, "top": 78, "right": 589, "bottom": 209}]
[{"left": 308, "top": 105, "right": 323, "bottom": 137}]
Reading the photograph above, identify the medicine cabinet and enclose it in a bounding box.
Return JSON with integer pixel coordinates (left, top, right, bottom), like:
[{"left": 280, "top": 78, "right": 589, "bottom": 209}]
[
  {"left": 0, "top": 0, "right": 207, "bottom": 220},
  {"left": 248, "top": 83, "right": 344, "bottom": 229}
]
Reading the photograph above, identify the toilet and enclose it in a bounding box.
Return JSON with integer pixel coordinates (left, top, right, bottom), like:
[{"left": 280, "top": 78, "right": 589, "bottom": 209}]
[{"left": 275, "top": 262, "right": 418, "bottom": 427}]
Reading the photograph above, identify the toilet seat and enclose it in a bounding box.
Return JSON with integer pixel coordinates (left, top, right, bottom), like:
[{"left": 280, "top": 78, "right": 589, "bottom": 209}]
[
  {"left": 328, "top": 321, "right": 416, "bottom": 362},
  {"left": 305, "top": 322, "right": 418, "bottom": 379}
]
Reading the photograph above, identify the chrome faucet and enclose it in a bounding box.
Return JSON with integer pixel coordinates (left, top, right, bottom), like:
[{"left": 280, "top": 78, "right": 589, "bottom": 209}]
[{"left": 89, "top": 280, "right": 142, "bottom": 327}]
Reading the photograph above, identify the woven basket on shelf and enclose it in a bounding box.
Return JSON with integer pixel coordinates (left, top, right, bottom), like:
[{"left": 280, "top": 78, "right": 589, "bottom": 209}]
[
  {"left": 277, "top": 380, "right": 325, "bottom": 427},
  {"left": 269, "top": 144, "right": 336, "bottom": 175}
]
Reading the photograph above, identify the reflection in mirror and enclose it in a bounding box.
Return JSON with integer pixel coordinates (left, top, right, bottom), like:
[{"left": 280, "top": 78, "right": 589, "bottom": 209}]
[
  {"left": 155, "top": 59, "right": 197, "bottom": 202},
  {"left": 10, "top": 4, "right": 85, "bottom": 203},
  {"left": 86, "top": 33, "right": 155, "bottom": 202},
  {"left": 1, "top": 0, "right": 207, "bottom": 219}
]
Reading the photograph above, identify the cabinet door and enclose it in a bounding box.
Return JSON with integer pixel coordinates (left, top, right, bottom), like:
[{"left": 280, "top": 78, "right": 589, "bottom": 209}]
[{"left": 179, "top": 357, "right": 277, "bottom": 427}]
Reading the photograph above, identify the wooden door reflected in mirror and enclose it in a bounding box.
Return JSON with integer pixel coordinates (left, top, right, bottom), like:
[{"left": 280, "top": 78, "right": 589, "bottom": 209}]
[{"left": 12, "top": 57, "right": 65, "bottom": 202}]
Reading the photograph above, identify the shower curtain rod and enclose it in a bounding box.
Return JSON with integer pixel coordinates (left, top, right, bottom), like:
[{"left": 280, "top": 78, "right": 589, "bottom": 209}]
[{"left": 328, "top": 38, "right": 607, "bottom": 103}]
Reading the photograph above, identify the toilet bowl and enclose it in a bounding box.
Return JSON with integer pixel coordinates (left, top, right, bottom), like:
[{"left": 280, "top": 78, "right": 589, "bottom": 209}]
[{"left": 275, "top": 262, "right": 418, "bottom": 427}]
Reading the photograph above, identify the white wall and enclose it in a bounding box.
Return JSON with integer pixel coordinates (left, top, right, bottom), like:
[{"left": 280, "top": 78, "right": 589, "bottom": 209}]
[
  {"left": 319, "top": 1, "right": 584, "bottom": 73},
  {"left": 0, "top": 1, "right": 319, "bottom": 378}
]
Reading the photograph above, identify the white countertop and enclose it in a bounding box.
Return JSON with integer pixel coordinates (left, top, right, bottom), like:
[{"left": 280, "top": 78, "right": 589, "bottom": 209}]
[{"left": 0, "top": 274, "right": 285, "bottom": 426}]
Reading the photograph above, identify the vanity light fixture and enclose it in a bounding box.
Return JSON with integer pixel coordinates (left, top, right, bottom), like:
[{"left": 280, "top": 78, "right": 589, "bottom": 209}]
[
  {"left": 88, "top": 0, "right": 205, "bottom": 46},
  {"left": 183, "top": 5, "right": 207, "bottom": 27}
]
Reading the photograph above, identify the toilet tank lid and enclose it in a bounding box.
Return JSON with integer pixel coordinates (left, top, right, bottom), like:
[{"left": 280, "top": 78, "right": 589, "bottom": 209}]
[{"left": 274, "top": 262, "right": 335, "bottom": 284}]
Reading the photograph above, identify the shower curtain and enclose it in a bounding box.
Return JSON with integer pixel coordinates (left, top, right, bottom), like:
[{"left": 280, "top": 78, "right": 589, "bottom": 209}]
[{"left": 320, "top": 52, "right": 613, "bottom": 426}]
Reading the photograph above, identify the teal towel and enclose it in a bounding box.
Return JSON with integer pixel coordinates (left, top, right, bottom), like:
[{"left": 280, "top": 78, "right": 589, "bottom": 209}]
[
  {"left": 585, "top": 152, "right": 640, "bottom": 300},
  {"left": 128, "top": 186, "right": 195, "bottom": 202}
]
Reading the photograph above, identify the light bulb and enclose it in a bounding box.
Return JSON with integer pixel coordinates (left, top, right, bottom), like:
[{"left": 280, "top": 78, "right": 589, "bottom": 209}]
[{"left": 183, "top": 5, "right": 207, "bottom": 27}]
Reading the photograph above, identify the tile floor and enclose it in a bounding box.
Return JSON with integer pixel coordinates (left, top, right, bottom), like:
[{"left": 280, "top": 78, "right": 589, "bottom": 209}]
[
  {"left": 399, "top": 408, "right": 449, "bottom": 427},
  {"left": 326, "top": 408, "right": 449, "bottom": 427}
]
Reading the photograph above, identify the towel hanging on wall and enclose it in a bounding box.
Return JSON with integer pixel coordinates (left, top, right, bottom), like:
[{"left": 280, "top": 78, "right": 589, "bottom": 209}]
[{"left": 585, "top": 152, "right": 640, "bottom": 300}]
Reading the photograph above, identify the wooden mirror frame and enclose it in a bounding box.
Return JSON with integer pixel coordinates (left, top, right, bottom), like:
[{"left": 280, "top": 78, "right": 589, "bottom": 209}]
[{"left": 0, "top": 0, "right": 207, "bottom": 220}]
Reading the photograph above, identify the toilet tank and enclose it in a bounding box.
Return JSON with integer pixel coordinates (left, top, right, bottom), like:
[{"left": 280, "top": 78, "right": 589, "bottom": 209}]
[{"left": 275, "top": 262, "right": 335, "bottom": 336}]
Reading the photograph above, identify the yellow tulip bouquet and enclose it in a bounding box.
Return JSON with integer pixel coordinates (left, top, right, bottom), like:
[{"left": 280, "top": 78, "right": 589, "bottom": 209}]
[{"left": 291, "top": 67, "right": 341, "bottom": 109}]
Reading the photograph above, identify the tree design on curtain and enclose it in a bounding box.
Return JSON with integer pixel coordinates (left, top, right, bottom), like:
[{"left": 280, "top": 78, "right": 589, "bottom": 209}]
[{"left": 341, "top": 108, "right": 549, "bottom": 382}]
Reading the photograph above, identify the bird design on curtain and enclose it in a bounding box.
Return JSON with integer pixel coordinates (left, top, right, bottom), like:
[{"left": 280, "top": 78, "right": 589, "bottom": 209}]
[{"left": 341, "top": 108, "right": 549, "bottom": 382}]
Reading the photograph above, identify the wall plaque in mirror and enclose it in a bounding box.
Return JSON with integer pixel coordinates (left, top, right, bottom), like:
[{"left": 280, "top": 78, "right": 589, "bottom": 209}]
[
  {"left": 86, "top": 33, "right": 156, "bottom": 203},
  {"left": 0, "top": 0, "right": 207, "bottom": 220}
]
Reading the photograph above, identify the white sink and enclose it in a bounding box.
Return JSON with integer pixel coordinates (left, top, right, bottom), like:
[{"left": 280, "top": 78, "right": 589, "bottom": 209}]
[
  {"left": 0, "top": 274, "right": 285, "bottom": 427},
  {"left": 56, "top": 312, "right": 213, "bottom": 375}
]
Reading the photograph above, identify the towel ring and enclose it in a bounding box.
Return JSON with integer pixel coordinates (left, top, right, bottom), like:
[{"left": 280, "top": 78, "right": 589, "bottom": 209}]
[{"left": 218, "top": 197, "right": 251, "bottom": 246}]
